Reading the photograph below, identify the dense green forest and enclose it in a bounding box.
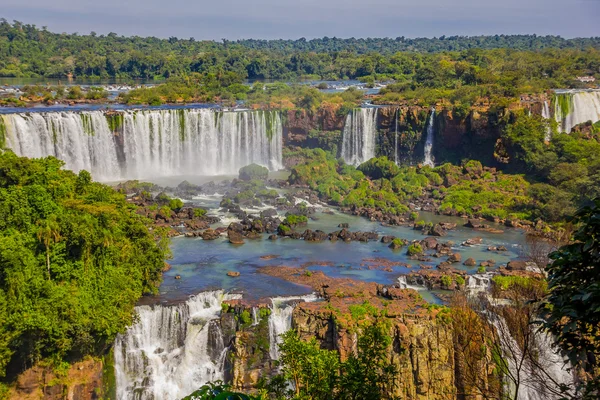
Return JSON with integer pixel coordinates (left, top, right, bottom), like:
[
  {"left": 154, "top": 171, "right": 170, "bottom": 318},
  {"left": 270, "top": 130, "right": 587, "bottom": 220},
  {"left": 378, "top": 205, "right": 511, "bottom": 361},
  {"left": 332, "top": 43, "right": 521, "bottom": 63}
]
[
  {"left": 0, "top": 151, "right": 168, "bottom": 381},
  {"left": 1, "top": 19, "right": 599, "bottom": 82}
]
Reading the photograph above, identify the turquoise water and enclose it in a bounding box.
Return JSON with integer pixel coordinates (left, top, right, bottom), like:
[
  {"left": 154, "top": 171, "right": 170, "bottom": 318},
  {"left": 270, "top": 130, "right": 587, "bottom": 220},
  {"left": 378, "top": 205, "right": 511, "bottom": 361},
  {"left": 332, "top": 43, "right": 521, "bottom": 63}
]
[{"left": 156, "top": 202, "right": 525, "bottom": 304}]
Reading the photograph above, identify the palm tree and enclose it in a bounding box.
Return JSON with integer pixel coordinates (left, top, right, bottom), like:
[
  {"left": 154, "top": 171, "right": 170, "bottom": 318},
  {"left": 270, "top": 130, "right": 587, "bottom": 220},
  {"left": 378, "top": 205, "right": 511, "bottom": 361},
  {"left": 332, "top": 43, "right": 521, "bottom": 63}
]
[{"left": 36, "top": 217, "right": 61, "bottom": 279}]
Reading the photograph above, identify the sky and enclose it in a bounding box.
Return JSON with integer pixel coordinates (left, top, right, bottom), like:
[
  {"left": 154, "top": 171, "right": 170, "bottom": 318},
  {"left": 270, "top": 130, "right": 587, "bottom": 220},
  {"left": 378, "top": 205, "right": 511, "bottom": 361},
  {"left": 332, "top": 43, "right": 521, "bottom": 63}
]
[{"left": 1, "top": 0, "right": 599, "bottom": 40}]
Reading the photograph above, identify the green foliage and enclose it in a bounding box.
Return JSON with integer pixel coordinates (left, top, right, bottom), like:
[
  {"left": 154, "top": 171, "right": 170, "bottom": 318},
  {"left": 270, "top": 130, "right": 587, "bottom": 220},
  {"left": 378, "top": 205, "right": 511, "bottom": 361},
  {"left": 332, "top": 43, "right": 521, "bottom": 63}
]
[
  {"left": 455, "top": 275, "right": 465, "bottom": 286},
  {"left": 265, "top": 321, "right": 398, "bottom": 399},
  {"left": 407, "top": 243, "right": 423, "bottom": 256},
  {"left": 283, "top": 214, "right": 308, "bottom": 227},
  {"left": 0, "top": 151, "right": 167, "bottom": 378},
  {"left": 182, "top": 381, "right": 257, "bottom": 400},
  {"left": 477, "top": 266, "right": 487, "bottom": 274},
  {"left": 543, "top": 199, "right": 600, "bottom": 372},
  {"left": 239, "top": 163, "right": 269, "bottom": 181},
  {"left": 169, "top": 198, "right": 184, "bottom": 212},
  {"left": 237, "top": 310, "right": 252, "bottom": 328},
  {"left": 492, "top": 275, "right": 545, "bottom": 291},
  {"left": 441, "top": 275, "right": 453, "bottom": 287},
  {"left": 357, "top": 156, "right": 400, "bottom": 180},
  {"left": 194, "top": 208, "right": 208, "bottom": 218}
]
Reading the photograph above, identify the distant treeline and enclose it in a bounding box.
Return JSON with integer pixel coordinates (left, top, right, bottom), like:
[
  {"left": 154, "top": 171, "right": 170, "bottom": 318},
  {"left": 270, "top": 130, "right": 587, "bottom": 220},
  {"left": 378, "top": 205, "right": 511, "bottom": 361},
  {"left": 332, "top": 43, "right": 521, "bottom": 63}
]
[{"left": 1, "top": 19, "right": 600, "bottom": 81}]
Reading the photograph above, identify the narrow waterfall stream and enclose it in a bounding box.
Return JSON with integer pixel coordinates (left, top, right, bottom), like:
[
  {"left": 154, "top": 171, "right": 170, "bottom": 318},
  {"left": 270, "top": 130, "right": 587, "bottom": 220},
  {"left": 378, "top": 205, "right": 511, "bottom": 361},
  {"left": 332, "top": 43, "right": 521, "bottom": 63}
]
[
  {"left": 541, "top": 100, "right": 552, "bottom": 141},
  {"left": 423, "top": 108, "right": 435, "bottom": 167},
  {"left": 340, "top": 107, "right": 378, "bottom": 166},
  {"left": 113, "top": 291, "right": 241, "bottom": 400},
  {"left": 268, "top": 294, "right": 319, "bottom": 361},
  {"left": 1, "top": 109, "right": 283, "bottom": 181}
]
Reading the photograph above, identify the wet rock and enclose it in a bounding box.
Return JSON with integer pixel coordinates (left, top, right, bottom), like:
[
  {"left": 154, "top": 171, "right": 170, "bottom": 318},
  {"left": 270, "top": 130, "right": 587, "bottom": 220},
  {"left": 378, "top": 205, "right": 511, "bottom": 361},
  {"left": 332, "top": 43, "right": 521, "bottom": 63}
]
[
  {"left": 462, "top": 237, "right": 482, "bottom": 246},
  {"left": 260, "top": 208, "right": 278, "bottom": 218},
  {"left": 428, "top": 223, "right": 447, "bottom": 237},
  {"left": 303, "top": 229, "right": 328, "bottom": 242},
  {"left": 389, "top": 239, "right": 406, "bottom": 250},
  {"left": 201, "top": 228, "right": 220, "bottom": 240},
  {"left": 439, "top": 222, "right": 457, "bottom": 230},
  {"left": 464, "top": 220, "right": 490, "bottom": 229},
  {"left": 497, "top": 246, "right": 507, "bottom": 252},
  {"left": 447, "top": 253, "right": 462, "bottom": 263},
  {"left": 422, "top": 237, "right": 438, "bottom": 250},
  {"left": 175, "top": 275, "right": 181, "bottom": 280},
  {"left": 245, "top": 231, "right": 261, "bottom": 240},
  {"left": 228, "top": 230, "right": 245, "bottom": 245},
  {"left": 227, "top": 271, "right": 241, "bottom": 277},
  {"left": 268, "top": 234, "right": 278, "bottom": 240},
  {"left": 381, "top": 235, "right": 396, "bottom": 244},
  {"left": 338, "top": 223, "right": 349, "bottom": 228},
  {"left": 463, "top": 258, "right": 476, "bottom": 267}
]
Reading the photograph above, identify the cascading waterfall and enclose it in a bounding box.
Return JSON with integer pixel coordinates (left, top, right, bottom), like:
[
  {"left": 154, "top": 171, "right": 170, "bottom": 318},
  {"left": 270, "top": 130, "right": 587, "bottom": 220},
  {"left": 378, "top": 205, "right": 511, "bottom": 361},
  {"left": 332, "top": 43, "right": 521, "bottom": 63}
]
[
  {"left": 1, "top": 109, "right": 283, "bottom": 181},
  {"left": 1, "top": 111, "right": 121, "bottom": 181},
  {"left": 114, "top": 290, "right": 241, "bottom": 400},
  {"left": 423, "top": 108, "right": 435, "bottom": 167},
  {"left": 466, "top": 273, "right": 494, "bottom": 295},
  {"left": 464, "top": 275, "right": 574, "bottom": 399},
  {"left": 341, "top": 108, "right": 378, "bottom": 166},
  {"left": 541, "top": 100, "right": 552, "bottom": 141},
  {"left": 553, "top": 89, "right": 600, "bottom": 133},
  {"left": 268, "top": 294, "right": 318, "bottom": 361},
  {"left": 488, "top": 314, "right": 574, "bottom": 400}
]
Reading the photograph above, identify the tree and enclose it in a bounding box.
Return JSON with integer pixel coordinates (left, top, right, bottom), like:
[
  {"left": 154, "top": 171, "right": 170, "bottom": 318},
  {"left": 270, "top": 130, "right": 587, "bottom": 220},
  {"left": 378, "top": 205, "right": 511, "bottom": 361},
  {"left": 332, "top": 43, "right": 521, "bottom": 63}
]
[{"left": 544, "top": 199, "right": 600, "bottom": 386}]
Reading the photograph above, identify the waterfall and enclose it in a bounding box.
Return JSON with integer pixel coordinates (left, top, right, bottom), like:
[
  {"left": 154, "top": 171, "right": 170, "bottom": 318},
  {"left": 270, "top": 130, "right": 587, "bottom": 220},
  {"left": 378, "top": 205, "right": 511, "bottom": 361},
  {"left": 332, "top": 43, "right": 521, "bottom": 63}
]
[
  {"left": 394, "top": 108, "right": 399, "bottom": 165},
  {"left": 423, "top": 108, "right": 435, "bottom": 167},
  {"left": 397, "top": 276, "right": 426, "bottom": 291},
  {"left": 489, "top": 314, "right": 575, "bottom": 400},
  {"left": 553, "top": 90, "right": 600, "bottom": 133},
  {"left": 341, "top": 108, "right": 378, "bottom": 166},
  {"left": 541, "top": 100, "right": 552, "bottom": 141},
  {"left": 1, "top": 111, "right": 121, "bottom": 181},
  {"left": 114, "top": 290, "right": 241, "bottom": 400},
  {"left": 466, "top": 273, "right": 493, "bottom": 295},
  {"left": 268, "top": 294, "right": 318, "bottom": 361},
  {"left": 1, "top": 109, "right": 283, "bottom": 181}
]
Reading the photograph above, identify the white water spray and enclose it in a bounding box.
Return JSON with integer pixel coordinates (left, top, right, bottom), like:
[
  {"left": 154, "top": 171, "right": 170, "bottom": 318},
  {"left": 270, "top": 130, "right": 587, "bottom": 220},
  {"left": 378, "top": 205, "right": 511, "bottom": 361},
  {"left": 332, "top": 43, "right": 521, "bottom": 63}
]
[
  {"left": 341, "top": 108, "right": 378, "bottom": 166},
  {"left": 1, "top": 109, "right": 283, "bottom": 181},
  {"left": 113, "top": 290, "right": 241, "bottom": 400},
  {"left": 423, "top": 108, "right": 435, "bottom": 167}
]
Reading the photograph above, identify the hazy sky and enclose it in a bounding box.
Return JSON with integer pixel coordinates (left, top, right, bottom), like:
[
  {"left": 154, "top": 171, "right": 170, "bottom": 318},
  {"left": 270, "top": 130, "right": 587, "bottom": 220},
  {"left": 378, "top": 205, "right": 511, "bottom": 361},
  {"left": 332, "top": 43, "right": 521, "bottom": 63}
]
[{"left": 2, "top": 0, "right": 599, "bottom": 39}]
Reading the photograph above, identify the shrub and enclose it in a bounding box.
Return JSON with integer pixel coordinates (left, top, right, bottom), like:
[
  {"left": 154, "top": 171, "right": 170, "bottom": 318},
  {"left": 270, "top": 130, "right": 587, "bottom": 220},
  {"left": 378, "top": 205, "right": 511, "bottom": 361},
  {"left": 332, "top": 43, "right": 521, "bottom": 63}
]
[
  {"left": 193, "top": 208, "right": 207, "bottom": 218},
  {"left": 441, "top": 275, "right": 453, "bottom": 288},
  {"left": 239, "top": 163, "right": 269, "bottom": 181},
  {"left": 168, "top": 198, "right": 184, "bottom": 212},
  {"left": 407, "top": 243, "right": 423, "bottom": 256}
]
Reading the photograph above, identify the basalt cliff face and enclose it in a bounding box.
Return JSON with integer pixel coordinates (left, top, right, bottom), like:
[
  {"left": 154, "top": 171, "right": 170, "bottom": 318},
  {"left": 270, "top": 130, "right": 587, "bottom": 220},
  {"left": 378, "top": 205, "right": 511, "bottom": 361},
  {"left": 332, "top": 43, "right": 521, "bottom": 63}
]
[
  {"left": 282, "top": 104, "right": 515, "bottom": 167},
  {"left": 7, "top": 358, "right": 109, "bottom": 400}
]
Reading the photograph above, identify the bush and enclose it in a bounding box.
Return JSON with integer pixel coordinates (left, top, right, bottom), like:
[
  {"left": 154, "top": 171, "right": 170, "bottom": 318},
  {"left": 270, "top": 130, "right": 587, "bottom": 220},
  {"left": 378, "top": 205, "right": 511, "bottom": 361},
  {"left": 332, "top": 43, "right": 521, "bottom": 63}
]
[
  {"left": 407, "top": 243, "right": 423, "bottom": 256},
  {"left": 169, "top": 198, "right": 184, "bottom": 212},
  {"left": 194, "top": 208, "right": 207, "bottom": 218},
  {"left": 239, "top": 163, "right": 269, "bottom": 181},
  {"left": 441, "top": 275, "right": 453, "bottom": 288},
  {"left": 284, "top": 214, "right": 308, "bottom": 227}
]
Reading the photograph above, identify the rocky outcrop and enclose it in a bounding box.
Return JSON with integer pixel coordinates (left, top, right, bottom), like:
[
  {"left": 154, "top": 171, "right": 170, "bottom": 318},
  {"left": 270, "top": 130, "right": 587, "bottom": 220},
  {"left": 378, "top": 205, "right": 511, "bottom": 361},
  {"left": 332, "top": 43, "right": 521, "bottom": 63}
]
[{"left": 8, "top": 358, "right": 107, "bottom": 400}]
